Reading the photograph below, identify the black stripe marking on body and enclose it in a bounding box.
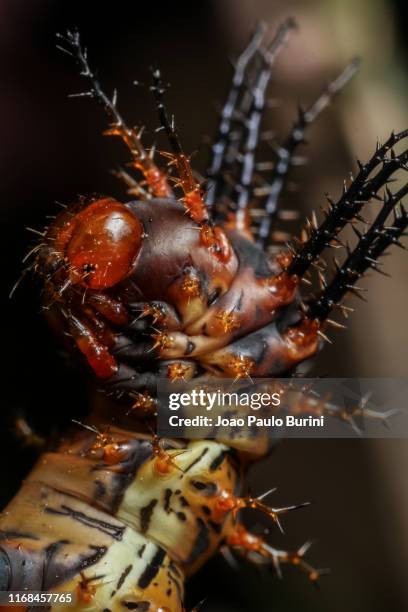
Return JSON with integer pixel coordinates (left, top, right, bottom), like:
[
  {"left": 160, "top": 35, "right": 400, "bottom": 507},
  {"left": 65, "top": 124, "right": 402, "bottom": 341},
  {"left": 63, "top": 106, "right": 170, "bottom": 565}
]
[
  {"left": 184, "top": 517, "right": 210, "bottom": 565},
  {"left": 190, "top": 480, "right": 217, "bottom": 496},
  {"left": 137, "top": 544, "right": 146, "bottom": 558},
  {"left": 179, "top": 495, "right": 189, "bottom": 508},
  {"left": 79, "top": 545, "right": 108, "bottom": 570},
  {"left": 45, "top": 505, "right": 125, "bottom": 540},
  {"left": 0, "top": 530, "right": 40, "bottom": 540},
  {"left": 163, "top": 489, "right": 172, "bottom": 513},
  {"left": 168, "top": 562, "right": 183, "bottom": 601},
  {"left": 117, "top": 564, "right": 133, "bottom": 590},
  {"left": 121, "top": 602, "right": 150, "bottom": 610},
  {"left": 209, "top": 450, "right": 227, "bottom": 471},
  {"left": 137, "top": 548, "right": 166, "bottom": 589},
  {"left": 140, "top": 499, "right": 158, "bottom": 533},
  {"left": 184, "top": 447, "right": 209, "bottom": 472},
  {"left": 94, "top": 479, "right": 107, "bottom": 500}
]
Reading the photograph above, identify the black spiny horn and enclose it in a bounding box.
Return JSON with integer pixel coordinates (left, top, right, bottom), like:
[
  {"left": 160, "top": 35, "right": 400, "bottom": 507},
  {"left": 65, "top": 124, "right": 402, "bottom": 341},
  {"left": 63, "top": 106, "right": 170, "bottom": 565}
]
[
  {"left": 208, "top": 18, "right": 296, "bottom": 217},
  {"left": 307, "top": 184, "right": 408, "bottom": 322},
  {"left": 256, "top": 58, "right": 360, "bottom": 247},
  {"left": 205, "top": 21, "right": 267, "bottom": 208},
  {"left": 287, "top": 130, "right": 408, "bottom": 280}
]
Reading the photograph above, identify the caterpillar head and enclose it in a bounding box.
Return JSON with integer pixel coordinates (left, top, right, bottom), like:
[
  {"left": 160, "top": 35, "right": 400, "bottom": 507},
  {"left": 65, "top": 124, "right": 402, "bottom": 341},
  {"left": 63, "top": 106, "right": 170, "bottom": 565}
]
[{"left": 40, "top": 198, "right": 143, "bottom": 293}]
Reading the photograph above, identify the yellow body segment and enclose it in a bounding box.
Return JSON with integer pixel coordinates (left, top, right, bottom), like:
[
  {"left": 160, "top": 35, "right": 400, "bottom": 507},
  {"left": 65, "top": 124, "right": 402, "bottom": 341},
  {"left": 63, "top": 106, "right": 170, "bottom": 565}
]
[{"left": 0, "top": 434, "right": 240, "bottom": 610}]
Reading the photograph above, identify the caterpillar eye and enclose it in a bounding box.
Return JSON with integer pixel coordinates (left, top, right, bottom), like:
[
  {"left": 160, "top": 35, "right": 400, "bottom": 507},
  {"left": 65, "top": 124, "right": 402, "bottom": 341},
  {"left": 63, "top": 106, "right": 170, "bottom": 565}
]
[{"left": 60, "top": 198, "right": 143, "bottom": 289}]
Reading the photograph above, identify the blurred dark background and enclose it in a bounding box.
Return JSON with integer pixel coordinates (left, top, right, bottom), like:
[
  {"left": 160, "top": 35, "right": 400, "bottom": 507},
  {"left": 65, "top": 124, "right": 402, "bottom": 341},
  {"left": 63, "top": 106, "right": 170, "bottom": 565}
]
[{"left": 1, "top": 1, "right": 408, "bottom": 610}]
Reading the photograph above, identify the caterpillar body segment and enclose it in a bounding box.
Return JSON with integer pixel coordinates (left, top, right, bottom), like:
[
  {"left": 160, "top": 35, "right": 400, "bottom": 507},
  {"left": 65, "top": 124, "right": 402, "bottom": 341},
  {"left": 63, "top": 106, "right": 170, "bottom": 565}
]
[
  {"left": 0, "top": 426, "right": 314, "bottom": 608},
  {"left": 0, "top": 483, "right": 185, "bottom": 611},
  {"left": 3, "top": 20, "right": 408, "bottom": 611},
  {"left": 0, "top": 435, "right": 243, "bottom": 610}
]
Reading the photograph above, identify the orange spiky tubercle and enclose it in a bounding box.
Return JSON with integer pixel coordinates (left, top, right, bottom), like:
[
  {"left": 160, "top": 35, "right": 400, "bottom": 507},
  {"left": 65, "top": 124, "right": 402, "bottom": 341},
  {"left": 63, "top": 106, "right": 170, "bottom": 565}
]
[
  {"left": 167, "top": 362, "right": 192, "bottom": 381},
  {"left": 213, "top": 487, "right": 309, "bottom": 532},
  {"left": 104, "top": 125, "right": 172, "bottom": 199},
  {"left": 227, "top": 354, "right": 255, "bottom": 380},
  {"left": 151, "top": 70, "right": 209, "bottom": 224},
  {"left": 151, "top": 69, "right": 237, "bottom": 265},
  {"left": 226, "top": 524, "right": 328, "bottom": 583},
  {"left": 127, "top": 391, "right": 157, "bottom": 418}
]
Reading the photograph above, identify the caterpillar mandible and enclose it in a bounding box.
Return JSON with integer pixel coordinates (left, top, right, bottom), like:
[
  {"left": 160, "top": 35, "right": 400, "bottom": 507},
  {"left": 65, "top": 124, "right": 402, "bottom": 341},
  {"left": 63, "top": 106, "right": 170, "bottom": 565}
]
[{"left": 1, "top": 17, "right": 408, "bottom": 612}]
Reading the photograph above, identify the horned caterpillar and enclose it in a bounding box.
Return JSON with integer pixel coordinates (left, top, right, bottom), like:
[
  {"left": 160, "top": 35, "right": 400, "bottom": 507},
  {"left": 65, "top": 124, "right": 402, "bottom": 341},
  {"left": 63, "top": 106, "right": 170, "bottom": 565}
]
[{"left": 1, "top": 18, "right": 407, "bottom": 612}]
